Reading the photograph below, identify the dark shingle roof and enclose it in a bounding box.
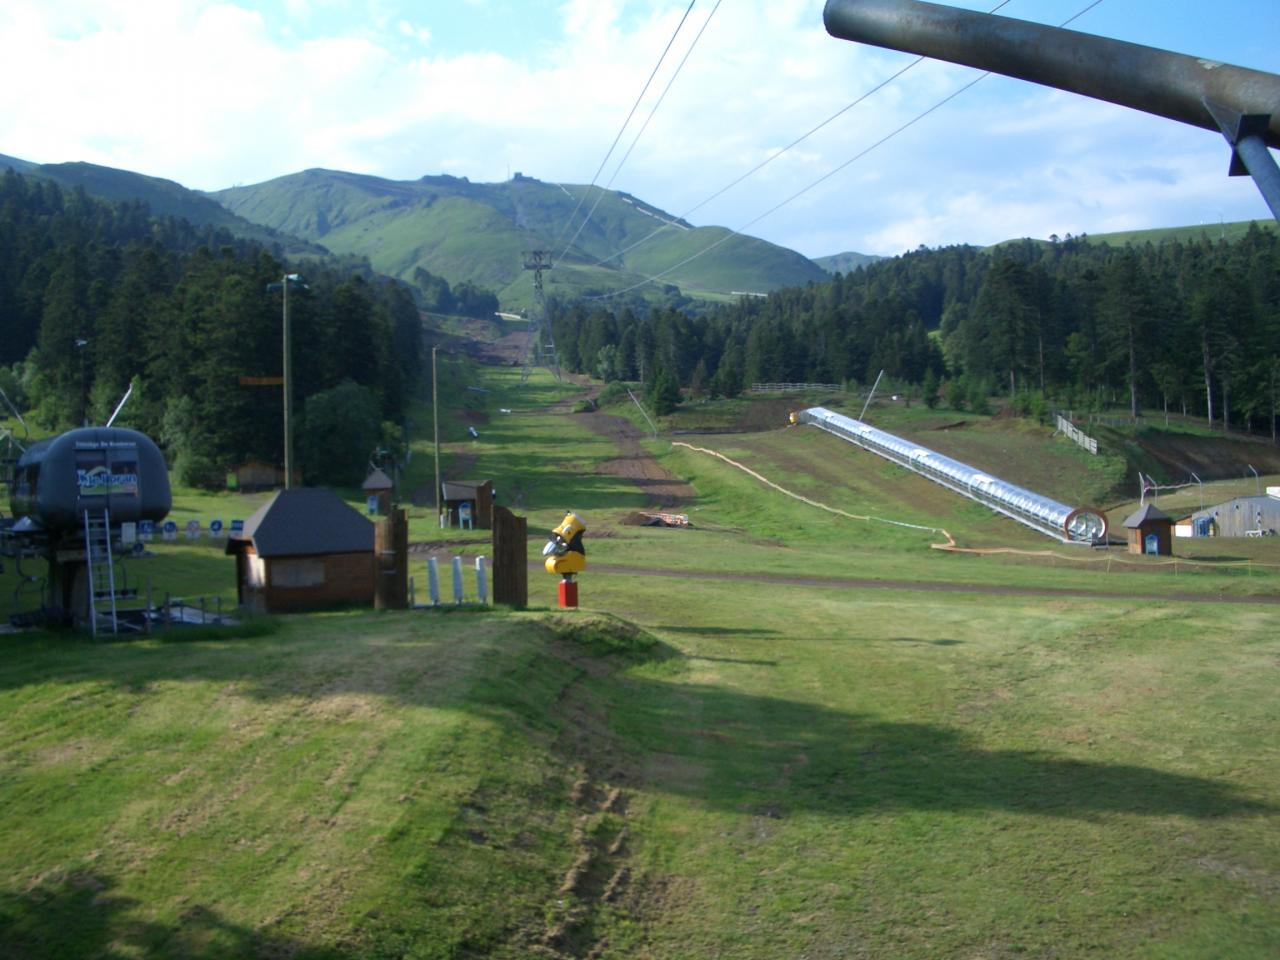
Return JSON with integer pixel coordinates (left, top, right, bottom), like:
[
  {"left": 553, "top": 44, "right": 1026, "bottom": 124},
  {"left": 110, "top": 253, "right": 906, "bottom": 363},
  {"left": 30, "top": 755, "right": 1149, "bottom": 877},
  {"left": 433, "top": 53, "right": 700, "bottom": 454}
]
[
  {"left": 229, "top": 488, "right": 374, "bottom": 558},
  {"left": 1123, "top": 503, "right": 1171, "bottom": 528}
]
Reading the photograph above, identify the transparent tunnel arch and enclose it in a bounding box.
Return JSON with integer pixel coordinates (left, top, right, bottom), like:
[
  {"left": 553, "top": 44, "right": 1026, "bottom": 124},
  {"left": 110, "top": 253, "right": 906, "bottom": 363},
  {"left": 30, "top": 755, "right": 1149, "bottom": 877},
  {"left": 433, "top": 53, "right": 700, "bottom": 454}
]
[{"left": 796, "top": 407, "right": 1108, "bottom": 544}]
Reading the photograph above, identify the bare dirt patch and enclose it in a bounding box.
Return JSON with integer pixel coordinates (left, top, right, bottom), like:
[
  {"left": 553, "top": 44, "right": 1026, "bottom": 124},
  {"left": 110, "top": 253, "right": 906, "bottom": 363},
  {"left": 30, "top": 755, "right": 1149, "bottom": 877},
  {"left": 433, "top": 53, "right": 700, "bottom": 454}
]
[{"left": 579, "top": 413, "right": 696, "bottom": 509}]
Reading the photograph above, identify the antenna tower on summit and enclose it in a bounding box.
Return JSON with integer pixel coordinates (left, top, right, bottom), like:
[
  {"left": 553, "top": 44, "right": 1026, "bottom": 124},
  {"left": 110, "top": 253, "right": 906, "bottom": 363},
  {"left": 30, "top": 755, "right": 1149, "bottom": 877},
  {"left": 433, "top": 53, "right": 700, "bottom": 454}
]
[{"left": 521, "top": 250, "right": 561, "bottom": 382}]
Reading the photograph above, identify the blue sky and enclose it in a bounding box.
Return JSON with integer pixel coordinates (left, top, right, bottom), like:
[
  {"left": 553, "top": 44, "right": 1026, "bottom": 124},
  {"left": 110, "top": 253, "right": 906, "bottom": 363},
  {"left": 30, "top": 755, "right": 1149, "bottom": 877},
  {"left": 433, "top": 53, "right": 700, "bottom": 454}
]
[{"left": 2, "top": 1, "right": 1277, "bottom": 258}]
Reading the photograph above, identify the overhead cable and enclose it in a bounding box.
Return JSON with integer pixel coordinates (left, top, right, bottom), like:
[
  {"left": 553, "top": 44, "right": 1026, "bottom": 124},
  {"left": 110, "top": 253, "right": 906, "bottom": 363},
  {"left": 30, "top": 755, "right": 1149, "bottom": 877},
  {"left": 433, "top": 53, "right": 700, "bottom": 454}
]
[
  {"left": 558, "top": 0, "right": 720, "bottom": 263},
  {"left": 595, "top": 0, "right": 1016, "bottom": 271},
  {"left": 554, "top": 0, "right": 699, "bottom": 255},
  {"left": 599, "top": 0, "right": 721, "bottom": 192},
  {"left": 590, "top": 0, "right": 1108, "bottom": 299}
]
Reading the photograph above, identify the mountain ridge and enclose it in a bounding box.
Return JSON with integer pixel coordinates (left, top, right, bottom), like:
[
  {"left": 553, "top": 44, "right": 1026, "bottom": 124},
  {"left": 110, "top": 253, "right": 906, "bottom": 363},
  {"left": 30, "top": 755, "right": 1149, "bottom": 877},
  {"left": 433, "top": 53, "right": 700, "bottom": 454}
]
[{"left": 211, "top": 169, "right": 829, "bottom": 308}]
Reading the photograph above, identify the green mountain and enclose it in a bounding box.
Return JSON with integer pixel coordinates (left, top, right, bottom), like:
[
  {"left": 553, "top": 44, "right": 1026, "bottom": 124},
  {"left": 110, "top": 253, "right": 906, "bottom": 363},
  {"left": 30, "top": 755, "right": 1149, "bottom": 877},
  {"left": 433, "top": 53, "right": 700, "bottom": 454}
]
[
  {"left": 0, "top": 153, "right": 38, "bottom": 174},
  {"left": 212, "top": 170, "right": 828, "bottom": 308},
  {"left": 814, "top": 250, "right": 884, "bottom": 273},
  {"left": 989, "top": 220, "right": 1273, "bottom": 251},
  {"left": 1, "top": 156, "right": 323, "bottom": 255}
]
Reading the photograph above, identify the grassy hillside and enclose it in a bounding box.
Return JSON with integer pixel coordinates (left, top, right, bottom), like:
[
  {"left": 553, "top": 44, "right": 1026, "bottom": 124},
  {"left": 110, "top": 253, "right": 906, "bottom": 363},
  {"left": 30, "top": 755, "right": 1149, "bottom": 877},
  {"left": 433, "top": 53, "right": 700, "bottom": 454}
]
[
  {"left": 990, "top": 219, "right": 1274, "bottom": 251},
  {"left": 813, "top": 250, "right": 883, "bottom": 273},
  {"left": 16, "top": 162, "right": 325, "bottom": 255},
  {"left": 2, "top": 368, "right": 1278, "bottom": 958},
  {"left": 213, "top": 171, "right": 828, "bottom": 309},
  {"left": 0, "top": 152, "right": 38, "bottom": 174}
]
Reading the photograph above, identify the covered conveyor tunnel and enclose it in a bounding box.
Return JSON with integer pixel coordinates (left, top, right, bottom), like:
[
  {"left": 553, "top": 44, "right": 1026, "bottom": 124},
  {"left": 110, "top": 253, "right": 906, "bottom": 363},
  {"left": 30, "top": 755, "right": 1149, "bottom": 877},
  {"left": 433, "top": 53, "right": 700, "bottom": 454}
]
[{"left": 794, "top": 407, "right": 1108, "bottom": 544}]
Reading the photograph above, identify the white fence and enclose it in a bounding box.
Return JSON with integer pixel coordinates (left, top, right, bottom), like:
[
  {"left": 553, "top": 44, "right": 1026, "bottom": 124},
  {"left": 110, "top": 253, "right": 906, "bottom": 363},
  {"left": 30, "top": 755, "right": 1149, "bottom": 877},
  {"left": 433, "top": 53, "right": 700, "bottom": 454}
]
[
  {"left": 748, "top": 383, "right": 842, "bottom": 393},
  {"left": 1055, "top": 414, "right": 1099, "bottom": 455}
]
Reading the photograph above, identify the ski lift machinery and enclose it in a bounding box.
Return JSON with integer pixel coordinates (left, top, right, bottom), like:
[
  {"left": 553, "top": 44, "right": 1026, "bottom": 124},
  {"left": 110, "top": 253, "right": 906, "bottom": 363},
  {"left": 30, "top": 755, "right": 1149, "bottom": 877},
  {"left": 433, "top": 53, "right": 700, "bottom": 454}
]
[{"left": 794, "top": 407, "right": 1108, "bottom": 544}]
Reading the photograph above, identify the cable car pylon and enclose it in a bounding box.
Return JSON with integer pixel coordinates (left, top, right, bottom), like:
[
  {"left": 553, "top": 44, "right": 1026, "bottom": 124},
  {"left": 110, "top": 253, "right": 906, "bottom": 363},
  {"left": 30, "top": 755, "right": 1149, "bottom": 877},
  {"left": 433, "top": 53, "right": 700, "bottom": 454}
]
[{"left": 521, "top": 250, "right": 561, "bottom": 383}]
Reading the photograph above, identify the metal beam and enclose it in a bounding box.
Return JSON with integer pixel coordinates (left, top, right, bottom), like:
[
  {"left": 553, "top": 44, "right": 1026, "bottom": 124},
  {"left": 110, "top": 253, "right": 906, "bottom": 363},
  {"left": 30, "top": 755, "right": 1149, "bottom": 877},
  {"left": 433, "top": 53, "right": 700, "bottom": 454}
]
[{"left": 823, "top": 0, "right": 1280, "bottom": 216}]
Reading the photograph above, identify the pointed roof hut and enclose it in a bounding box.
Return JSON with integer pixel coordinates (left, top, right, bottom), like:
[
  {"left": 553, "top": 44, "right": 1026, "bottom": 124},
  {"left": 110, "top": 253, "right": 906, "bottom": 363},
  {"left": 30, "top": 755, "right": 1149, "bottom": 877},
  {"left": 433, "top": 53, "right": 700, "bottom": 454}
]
[
  {"left": 1123, "top": 503, "right": 1173, "bottom": 556},
  {"left": 225, "top": 488, "right": 375, "bottom": 612}
]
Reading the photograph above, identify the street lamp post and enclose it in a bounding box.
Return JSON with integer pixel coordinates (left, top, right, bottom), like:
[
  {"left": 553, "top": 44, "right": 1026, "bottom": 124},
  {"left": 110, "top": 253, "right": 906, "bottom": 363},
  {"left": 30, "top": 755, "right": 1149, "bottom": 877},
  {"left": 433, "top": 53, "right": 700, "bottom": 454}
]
[
  {"left": 283, "top": 276, "right": 293, "bottom": 489},
  {"left": 267, "top": 274, "right": 307, "bottom": 489},
  {"left": 433, "top": 345, "right": 441, "bottom": 527},
  {"left": 75, "top": 338, "right": 89, "bottom": 427}
]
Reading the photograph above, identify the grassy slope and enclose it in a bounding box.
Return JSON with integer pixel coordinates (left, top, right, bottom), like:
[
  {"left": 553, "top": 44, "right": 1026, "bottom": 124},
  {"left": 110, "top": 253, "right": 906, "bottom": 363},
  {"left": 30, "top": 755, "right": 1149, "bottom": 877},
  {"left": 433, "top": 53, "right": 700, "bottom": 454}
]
[
  {"left": 0, "top": 612, "right": 644, "bottom": 958},
  {"left": 590, "top": 578, "right": 1279, "bottom": 959},
  {"left": 813, "top": 250, "right": 883, "bottom": 273},
  {"left": 214, "top": 172, "right": 827, "bottom": 307},
  {"left": 2, "top": 372, "right": 1278, "bottom": 958},
  {"left": 989, "top": 220, "right": 1274, "bottom": 251},
  {"left": 21, "top": 162, "right": 324, "bottom": 254}
]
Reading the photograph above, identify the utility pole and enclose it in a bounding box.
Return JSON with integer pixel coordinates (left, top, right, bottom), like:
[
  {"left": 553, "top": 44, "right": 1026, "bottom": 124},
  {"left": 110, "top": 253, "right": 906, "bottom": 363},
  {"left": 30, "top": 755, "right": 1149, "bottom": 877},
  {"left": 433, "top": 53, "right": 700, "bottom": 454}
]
[
  {"left": 282, "top": 276, "right": 293, "bottom": 488},
  {"left": 267, "top": 273, "right": 307, "bottom": 489},
  {"left": 522, "top": 250, "right": 560, "bottom": 382},
  {"left": 433, "top": 345, "right": 441, "bottom": 528}
]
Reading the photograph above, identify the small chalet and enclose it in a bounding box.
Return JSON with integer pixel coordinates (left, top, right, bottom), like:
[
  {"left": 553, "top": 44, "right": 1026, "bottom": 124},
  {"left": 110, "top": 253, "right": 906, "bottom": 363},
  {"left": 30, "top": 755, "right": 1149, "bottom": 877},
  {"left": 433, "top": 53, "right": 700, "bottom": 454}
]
[
  {"left": 441, "top": 479, "right": 494, "bottom": 529},
  {"left": 225, "top": 488, "right": 375, "bottom": 613},
  {"left": 362, "top": 468, "right": 394, "bottom": 516},
  {"left": 1123, "top": 503, "right": 1173, "bottom": 556},
  {"left": 228, "top": 460, "right": 287, "bottom": 492}
]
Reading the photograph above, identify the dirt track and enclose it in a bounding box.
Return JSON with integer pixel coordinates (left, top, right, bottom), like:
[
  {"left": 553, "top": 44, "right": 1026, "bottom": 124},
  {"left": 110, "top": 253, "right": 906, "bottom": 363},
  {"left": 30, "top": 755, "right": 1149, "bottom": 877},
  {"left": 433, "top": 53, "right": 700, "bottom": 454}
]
[
  {"left": 415, "top": 339, "right": 1277, "bottom": 606},
  {"left": 578, "top": 412, "right": 696, "bottom": 509}
]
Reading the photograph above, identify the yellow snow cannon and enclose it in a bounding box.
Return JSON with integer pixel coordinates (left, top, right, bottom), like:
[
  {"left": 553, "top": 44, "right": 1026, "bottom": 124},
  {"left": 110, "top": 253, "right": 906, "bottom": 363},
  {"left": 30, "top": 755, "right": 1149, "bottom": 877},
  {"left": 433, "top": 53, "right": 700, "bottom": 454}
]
[
  {"left": 543, "top": 511, "right": 586, "bottom": 607},
  {"left": 543, "top": 511, "right": 586, "bottom": 577}
]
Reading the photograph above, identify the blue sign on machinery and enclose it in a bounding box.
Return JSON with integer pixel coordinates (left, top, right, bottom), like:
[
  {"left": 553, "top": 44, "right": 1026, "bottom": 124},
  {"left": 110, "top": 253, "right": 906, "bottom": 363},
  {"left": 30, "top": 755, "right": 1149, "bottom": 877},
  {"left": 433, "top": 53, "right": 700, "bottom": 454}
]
[
  {"left": 230, "top": 519, "right": 244, "bottom": 535},
  {"left": 210, "top": 519, "right": 224, "bottom": 537},
  {"left": 162, "top": 520, "right": 178, "bottom": 541},
  {"left": 139, "top": 520, "right": 155, "bottom": 542}
]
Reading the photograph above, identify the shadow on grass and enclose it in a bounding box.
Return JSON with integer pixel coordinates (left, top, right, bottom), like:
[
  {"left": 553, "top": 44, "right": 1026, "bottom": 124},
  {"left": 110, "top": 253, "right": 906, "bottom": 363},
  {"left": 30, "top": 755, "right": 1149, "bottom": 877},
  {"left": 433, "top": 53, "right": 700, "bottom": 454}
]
[
  {"left": 616, "top": 673, "right": 1271, "bottom": 821},
  {"left": 0, "top": 614, "right": 1269, "bottom": 824},
  {"left": 654, "top": 625, "right": 781, "bottom": 637},
  {"left": 687, "top": 655, "right": 780, "bottom": 666},
  {"left": 0, "top": 871, "right": 352, "bottom": 959}
]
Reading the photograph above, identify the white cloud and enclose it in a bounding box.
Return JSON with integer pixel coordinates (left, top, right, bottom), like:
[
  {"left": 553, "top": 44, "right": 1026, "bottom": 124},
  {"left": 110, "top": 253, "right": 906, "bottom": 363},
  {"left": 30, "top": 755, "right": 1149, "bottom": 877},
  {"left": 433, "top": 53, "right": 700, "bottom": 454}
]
[
  {"left": 0, "top": 0, "right": 1273, "bottom": 258},
  {"left": 397, "top": 19, "right": 431, "bottom": 45}
]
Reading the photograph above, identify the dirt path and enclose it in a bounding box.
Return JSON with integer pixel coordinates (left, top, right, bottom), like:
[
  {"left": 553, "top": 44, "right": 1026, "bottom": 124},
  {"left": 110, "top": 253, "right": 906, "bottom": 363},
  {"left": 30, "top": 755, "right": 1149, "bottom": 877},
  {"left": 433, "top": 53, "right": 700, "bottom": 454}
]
[
  {"left": 587, "top": 563, "right": 1280, "bottom": 605},
  {"left": 578, "top": 412, "right": 696, "bottom": 509}
]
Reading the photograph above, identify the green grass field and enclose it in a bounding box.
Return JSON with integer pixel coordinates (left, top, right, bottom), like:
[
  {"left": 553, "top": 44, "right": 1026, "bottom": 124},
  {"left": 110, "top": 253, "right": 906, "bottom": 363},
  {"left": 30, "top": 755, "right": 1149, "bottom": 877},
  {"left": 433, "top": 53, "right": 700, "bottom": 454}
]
[{"left": 2, "top": 365, "right": 1278, "bottom": 958}]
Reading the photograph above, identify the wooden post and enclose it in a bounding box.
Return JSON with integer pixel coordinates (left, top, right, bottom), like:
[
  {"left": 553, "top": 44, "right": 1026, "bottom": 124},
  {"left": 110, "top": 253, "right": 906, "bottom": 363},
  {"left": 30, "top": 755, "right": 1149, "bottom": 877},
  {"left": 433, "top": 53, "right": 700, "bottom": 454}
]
[
  {"left": 491, "top": 505, "right": 528, "bottom": 608},
  {"left": 375, "top": 508, "right": 409, "bottom": 610}
]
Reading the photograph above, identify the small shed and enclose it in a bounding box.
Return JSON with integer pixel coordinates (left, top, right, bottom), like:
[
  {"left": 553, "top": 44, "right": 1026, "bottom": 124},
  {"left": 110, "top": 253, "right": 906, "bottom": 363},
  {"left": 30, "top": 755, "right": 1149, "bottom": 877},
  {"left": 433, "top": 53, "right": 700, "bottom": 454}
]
[
  {"left": 228, "top": 459, "right": 287, "bottom": 492},
  {"left": 441, "top": 479, "right": 494, "bottom": 529},
  {"left": 1123, "top": 503, "right": 1173, "bottom": 555},
  {"left": 362, "top": 468, "right": 394, "bottom": 515},
  {"left": 1191, "top": 495, "right": 1280, "bottom": 538},
  {"left": 225, "top": 488, "right": 375, "bottom": 613}
]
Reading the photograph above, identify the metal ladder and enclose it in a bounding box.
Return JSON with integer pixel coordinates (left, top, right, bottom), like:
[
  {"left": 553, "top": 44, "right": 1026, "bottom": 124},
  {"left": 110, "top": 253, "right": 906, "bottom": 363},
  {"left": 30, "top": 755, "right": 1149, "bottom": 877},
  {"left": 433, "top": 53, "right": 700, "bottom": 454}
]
[{"left": 83, "top": 507, "right": 119, "bottom": 637}]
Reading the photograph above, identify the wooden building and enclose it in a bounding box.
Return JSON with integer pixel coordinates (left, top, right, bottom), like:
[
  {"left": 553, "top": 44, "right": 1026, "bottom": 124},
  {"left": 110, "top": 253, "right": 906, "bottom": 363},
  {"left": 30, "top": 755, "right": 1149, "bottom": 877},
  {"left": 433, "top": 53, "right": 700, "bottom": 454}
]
[
  {"left": 362, "top": 468, "right": 394, "bottom": 515},
  {"left": 225, "top": 488, "right": 375, "bottom": 613},
  {"left": 1122, "top": 503, "right": 1173, "bottom": 556},
  {"left": 441, "top": 479, "right": 494, "bottom": 529},
  {"left": 227, "top": 460, "right": 291, "bottom": 492},
  {"left": 1191, "top": 495, "right": 1280, "bottom": 538}
]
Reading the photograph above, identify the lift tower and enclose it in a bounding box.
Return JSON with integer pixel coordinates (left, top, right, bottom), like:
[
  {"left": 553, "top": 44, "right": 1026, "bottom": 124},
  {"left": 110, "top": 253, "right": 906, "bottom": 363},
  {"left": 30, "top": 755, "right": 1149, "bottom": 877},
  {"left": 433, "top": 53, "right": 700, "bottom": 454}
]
[{"left": 521, "top": 250, "right": 561, "bottom": 382}]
